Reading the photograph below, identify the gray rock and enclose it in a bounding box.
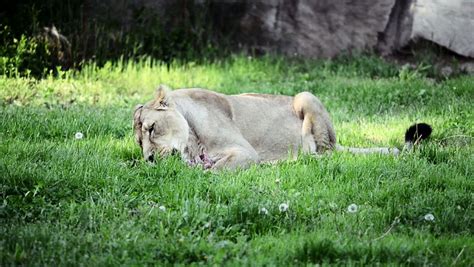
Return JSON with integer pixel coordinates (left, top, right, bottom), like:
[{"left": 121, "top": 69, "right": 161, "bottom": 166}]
[
  {"left": 460, "top": 62, "right": 474, "bottom": 75},
  {"left": 411, "top": 0, "right": 474, "bottom": 58},
  {"left": 81, "top": 0, "right": 474, "bottom": 59},
  {"left": 440, "top": 66, "right": 453, "bottom": 77}
]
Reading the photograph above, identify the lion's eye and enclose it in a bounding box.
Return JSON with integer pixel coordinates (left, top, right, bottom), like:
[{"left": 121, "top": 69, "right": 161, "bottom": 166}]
[{"left": 146, "top": 123, "right": 155, "bottom": 135}]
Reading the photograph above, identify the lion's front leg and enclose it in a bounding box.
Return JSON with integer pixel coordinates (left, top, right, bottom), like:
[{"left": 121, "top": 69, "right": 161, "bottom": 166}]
[{"left": 211, "top": 147, "right": 259, "bottom": 170}]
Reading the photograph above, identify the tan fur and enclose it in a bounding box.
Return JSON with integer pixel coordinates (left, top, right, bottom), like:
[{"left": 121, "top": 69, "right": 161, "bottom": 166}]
[
  {"left": 133, "top": 85, "right": 336, "bottom": 170},
  {"left": 293, "top": 92, "right": 336, "bottom": 152}
]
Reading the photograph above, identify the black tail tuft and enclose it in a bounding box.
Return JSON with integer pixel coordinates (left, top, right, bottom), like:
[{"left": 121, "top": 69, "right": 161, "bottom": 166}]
[{"left": 405, "top": 123, "right": 432, "bottom": 143}]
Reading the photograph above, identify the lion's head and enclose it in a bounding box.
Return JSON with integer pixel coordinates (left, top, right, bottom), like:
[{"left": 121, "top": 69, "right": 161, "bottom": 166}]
[{"left": 133, "top": 85, "right": 189, "bottom": 162}]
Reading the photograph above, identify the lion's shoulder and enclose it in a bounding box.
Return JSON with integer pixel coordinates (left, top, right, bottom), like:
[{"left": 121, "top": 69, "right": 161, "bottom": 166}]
[{"left": 172, "top": 89, "right": 233, "bottom": 119}]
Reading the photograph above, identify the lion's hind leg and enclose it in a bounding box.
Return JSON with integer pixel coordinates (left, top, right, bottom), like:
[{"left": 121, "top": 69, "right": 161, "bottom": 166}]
[
  {"left": 293, "top": 92, "right": 336, "bottom": 153},
  {"left": 301, "top": 114, "right": 317, "bottom": 153}
]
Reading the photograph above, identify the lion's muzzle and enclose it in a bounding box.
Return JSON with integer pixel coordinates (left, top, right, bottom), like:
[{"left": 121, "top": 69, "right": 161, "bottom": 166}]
[{"left": 146, "top": 148, "right": 180, "bottom": 162}]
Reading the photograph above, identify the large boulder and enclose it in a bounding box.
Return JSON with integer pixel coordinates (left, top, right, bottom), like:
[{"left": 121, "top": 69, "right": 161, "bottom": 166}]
[
  {"left": 223, "top": 0, "right": 473, "bottom": 58},
  {"left": 236, "top": 0, "right": 396, "bottom": 57},
  {"left": 47, "top": 0, "right": 474, "bottom": 59},
  {"left": 410, "top": 0, "right": 474, "bottom": 58}
]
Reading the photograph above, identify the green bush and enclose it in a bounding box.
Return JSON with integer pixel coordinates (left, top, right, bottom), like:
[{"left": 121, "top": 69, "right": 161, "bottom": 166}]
[{"left": 0, "top": 25, "right": 50, "bottom": 77}]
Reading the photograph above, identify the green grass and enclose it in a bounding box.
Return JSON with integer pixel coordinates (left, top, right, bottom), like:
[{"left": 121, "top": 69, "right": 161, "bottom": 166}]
[{"left": 1, "top": 55, "right": 473, "bottom": 266}]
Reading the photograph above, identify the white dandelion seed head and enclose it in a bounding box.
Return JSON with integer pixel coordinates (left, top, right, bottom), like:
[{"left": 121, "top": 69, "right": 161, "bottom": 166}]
[
  {"left": 158, "top": 205, "right": 166, "bottom": 212},
  {"left": 75, "top": 132, "right": 84, "bottom": 139},
  {"left": 279, "top": 203, "right": 289, "bottom": 212},
  {"left": 424, "top": 213, "right": 435, "bottom": 221},
  {"left": 347, "top": 203, "right": 358, "bottom": 213},
  {"left": 259, "top": 207, "right": 269, "bottom": 215}
]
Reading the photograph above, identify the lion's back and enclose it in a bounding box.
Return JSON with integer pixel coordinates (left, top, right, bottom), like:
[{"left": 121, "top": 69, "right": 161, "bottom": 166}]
[{"left": 228, "top": 93, "right": 303, "bottom": 161}]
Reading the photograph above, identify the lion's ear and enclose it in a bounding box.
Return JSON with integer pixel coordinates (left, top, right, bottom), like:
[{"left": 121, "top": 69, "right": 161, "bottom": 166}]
[
  {"left": 153, "top": 84, "right": 172, "bottom": 110},
  {"left": 134, "top": 104, "right": 144, "bottom": 112},
  {"left": 133, "top": 104, "right": 144, "bottom": 128}
]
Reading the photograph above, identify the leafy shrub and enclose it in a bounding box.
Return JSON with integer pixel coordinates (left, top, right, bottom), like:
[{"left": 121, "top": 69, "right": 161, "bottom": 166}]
[{"left": 0, "top": 25, "right": 50, "bottom": 77}]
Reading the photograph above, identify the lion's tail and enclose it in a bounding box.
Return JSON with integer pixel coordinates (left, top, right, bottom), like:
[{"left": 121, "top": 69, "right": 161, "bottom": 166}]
[
  {"left": 335, "top": 145, "right": 401, "bottom": 155},
  {"left": 336, "top": 123, "right": 432, "bottom": 155}
]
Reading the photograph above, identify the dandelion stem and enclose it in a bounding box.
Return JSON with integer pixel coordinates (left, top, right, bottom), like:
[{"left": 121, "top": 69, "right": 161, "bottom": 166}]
[
  {"left": 372, "top": 216, "right": 400, "bottom": 242},
  {"left": 451, "top": 246, "right": 465, "bottom": 266}
]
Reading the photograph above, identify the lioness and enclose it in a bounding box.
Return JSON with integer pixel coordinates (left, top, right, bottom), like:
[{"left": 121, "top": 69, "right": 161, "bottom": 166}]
[{"left": 133, "top": 85, "right": 430, "bottom": 170}]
